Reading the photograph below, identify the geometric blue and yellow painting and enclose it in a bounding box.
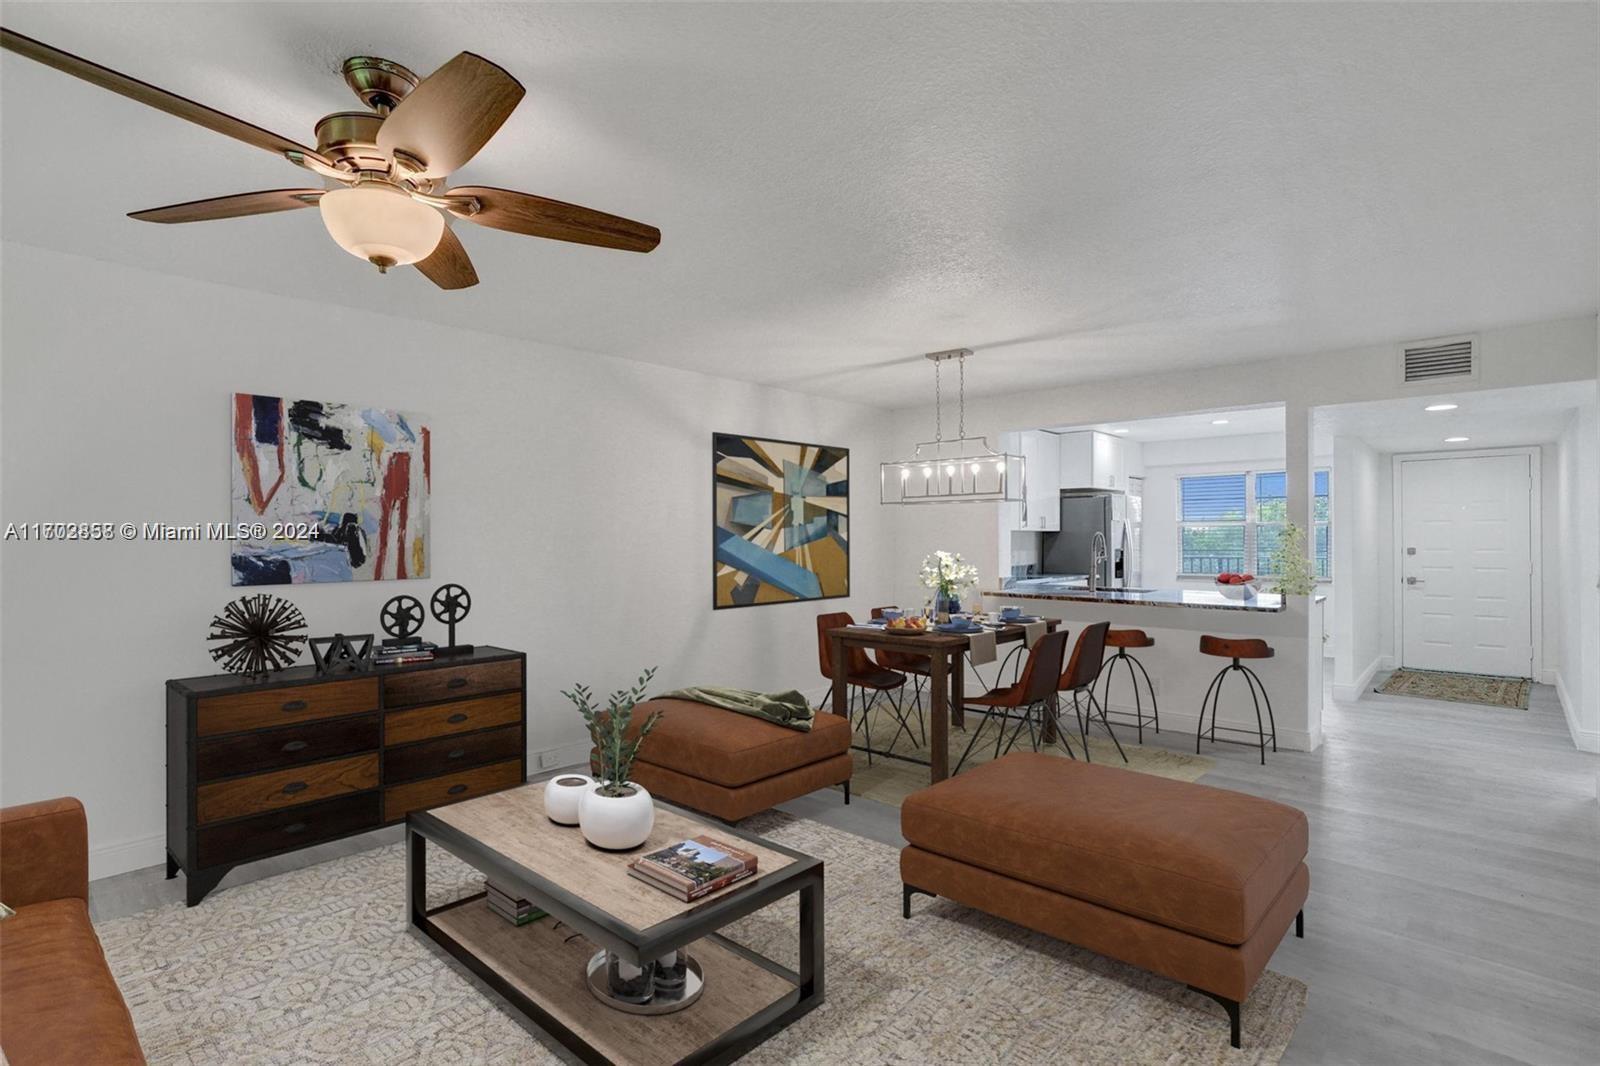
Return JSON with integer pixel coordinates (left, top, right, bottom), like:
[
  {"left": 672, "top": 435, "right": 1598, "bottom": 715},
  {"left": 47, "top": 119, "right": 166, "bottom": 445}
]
[{"left": 713, "top": 434, "right": 848, "bottom": 608}]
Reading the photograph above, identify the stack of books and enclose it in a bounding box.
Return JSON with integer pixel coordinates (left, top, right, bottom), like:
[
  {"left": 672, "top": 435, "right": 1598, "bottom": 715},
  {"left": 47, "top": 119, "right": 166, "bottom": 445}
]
[
  {"left": 485, "top": 881, "right": 545, "bottom": 926},
  {"left": 627, "top": 835, "right": 758, "bottom": 902},
  {"left": 375, "top": 640, "right": 437, "bottom": 667}
]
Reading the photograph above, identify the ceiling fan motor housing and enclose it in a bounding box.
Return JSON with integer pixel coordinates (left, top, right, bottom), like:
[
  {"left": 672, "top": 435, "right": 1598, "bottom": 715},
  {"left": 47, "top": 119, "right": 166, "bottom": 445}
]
[
  {"left": 341, "top": 56, "right": 420, "bottom": 111},
  {"left": 313, "top": 111, "right": 387, "bottom": 172}
]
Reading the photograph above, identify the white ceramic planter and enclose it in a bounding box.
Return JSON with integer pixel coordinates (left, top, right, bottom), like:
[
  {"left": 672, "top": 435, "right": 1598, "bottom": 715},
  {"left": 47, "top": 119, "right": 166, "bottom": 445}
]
[
  {"left": 578, "top": 783, "right": 654, "bottom": 850},
  {"left": 543, "top": 774, "right": 596, "bottom": 825}
]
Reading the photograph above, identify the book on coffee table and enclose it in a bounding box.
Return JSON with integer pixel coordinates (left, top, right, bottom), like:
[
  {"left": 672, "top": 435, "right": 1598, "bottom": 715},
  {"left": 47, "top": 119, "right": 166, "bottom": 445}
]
[
  {"left": 627, "top": 835, "right": 758, "bottom": 902},
  {"left": 485, "top": 880, "right": 546, "bottom": 926}
]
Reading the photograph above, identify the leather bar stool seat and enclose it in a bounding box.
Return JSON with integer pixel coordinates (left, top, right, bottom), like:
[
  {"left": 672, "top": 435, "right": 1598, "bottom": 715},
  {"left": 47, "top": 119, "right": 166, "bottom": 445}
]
[
  {"left": 1196, "top": 636, "right": 1277, "bottom": 763},
  {"left": 1104, "top": 628, "right": 1155, "bottom": 649}
]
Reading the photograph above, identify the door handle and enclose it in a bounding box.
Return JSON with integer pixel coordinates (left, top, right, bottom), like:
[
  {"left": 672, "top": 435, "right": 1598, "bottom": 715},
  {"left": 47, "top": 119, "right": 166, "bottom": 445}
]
[{"left": 1405, "top": 576, "right": 1425, "bottom": 586}]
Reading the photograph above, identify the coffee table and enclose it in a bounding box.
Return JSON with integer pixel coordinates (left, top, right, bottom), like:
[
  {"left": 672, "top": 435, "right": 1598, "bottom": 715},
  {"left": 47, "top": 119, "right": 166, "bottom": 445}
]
[{"left": 407, "top": 783, "right": 824, "bottom": 1065}]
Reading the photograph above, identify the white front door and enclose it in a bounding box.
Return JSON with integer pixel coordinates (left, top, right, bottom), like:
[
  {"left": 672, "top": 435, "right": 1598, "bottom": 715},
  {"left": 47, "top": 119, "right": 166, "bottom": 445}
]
[{"left": 1399, "top": 453, "right": 1534, "bottom": 677}]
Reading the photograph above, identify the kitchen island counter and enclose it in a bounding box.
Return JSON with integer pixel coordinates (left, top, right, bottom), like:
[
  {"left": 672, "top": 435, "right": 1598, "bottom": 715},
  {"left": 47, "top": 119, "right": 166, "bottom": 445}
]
[{"left": 984, "top": 582, "right": 1284, "bottom": 613}]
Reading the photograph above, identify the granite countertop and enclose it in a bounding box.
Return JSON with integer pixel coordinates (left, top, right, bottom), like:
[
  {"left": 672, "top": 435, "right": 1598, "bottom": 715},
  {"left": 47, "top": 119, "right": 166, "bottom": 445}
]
[{"left": 984, "top": 583, "right": 1285, "bottom": 613}]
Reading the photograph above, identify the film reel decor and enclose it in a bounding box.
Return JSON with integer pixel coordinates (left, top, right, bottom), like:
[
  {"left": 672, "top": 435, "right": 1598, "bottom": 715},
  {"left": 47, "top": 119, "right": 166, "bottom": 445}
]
[
  {"left": 206, "top": 594, "right": 307, "bottom": 678},
  {"left": 430, "top": 582, "right": 473, "bottom": 656},
  {"left": 380, "top": 594, "right": 426, "bottom": 645}
]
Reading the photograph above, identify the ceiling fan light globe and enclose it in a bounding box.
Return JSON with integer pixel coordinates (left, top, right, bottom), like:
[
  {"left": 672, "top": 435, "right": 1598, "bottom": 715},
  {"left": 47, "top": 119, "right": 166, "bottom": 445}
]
[{"left": 318, "top": 183, "right": 444, "bottom": 267}]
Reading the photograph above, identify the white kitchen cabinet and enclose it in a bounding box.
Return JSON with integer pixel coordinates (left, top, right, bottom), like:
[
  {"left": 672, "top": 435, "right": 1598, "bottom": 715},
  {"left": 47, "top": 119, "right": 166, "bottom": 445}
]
[
  {"left": 1002, "top": 430, "right": 1059, "bottom": 531},
  {"left": 1059, "top": 430, "right": 1128, "bottom": 490}
]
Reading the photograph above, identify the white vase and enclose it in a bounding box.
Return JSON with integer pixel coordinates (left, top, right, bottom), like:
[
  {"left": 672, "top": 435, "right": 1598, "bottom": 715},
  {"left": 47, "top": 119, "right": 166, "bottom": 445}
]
[
  {"left": 543, "top": 774, "right": 595, "bottom": 825},
  {"left": 578, "top": 783, "right": 655, "bottom": 850}
]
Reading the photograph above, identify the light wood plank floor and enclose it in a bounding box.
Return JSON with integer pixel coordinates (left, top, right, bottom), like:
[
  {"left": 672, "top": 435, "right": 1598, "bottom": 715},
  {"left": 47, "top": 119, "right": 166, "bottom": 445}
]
[{"left": 91, "top": 674, "right": 1600, "bottom": 1064}]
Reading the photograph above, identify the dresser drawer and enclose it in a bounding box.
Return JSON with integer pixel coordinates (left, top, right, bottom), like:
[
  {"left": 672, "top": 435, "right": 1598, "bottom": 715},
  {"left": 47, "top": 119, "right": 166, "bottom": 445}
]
[
  {"left": 197, "top": 714, "right": 380, "bottom": 782},
  {"left": 382, "top": 659, "right": 521, "bottom": 708},
  {"left": 385, "top": 692, "right": 522, "bottom": 746},
  {"left": 385, "top": 725, "right": 524, "bottom": 785},
  {"left": 197, "top": 754, "right": 380, "bottom": 824},
  {"left": 197, "top": 792, "right": 381, "bottom": 868},
  {"left": 383, "top": 759, "right": 522, "bottom": 822},
  {"left": 197, "top": 678, "right": 379, "bottom": 737}
]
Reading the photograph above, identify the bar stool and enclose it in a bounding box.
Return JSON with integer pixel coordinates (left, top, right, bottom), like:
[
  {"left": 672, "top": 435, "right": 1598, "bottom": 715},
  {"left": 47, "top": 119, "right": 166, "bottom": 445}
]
[
  {"left": 1096, "top": 628, "right": 1159, "bottom": 743},
  {"left": 1196, "top": 636, "right": 1277, "bottom": 765}
]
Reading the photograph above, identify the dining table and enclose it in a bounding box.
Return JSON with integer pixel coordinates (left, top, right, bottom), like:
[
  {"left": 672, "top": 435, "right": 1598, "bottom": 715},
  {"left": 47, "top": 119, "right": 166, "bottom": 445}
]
[{"left": 827, "top": 617, "right": 1063, "bottom": 783}]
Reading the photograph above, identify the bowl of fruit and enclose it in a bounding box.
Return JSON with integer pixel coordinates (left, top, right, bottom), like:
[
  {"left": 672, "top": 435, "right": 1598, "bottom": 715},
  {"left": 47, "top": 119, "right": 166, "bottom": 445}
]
[
  {"left": 885, "top": 615, "right": 930, "bottom": 634},
  {"left": 1214, "top": 572, "right": 1259, "bottom": 599}
]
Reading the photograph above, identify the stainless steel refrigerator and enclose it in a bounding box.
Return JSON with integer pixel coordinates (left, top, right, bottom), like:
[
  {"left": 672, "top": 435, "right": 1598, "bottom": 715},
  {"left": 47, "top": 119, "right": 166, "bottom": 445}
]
[{"left": 1040, "top": 490, "right": 1135, "bottom": 587}]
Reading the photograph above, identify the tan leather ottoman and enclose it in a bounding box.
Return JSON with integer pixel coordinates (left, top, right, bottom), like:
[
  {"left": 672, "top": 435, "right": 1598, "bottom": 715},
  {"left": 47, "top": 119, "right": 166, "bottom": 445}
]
[
  {"left": 593, "top": 698, "right": 852, "bottom": 822},
  {"left": 899, "top": 752, "right": 1308, "bottom": 1048}
]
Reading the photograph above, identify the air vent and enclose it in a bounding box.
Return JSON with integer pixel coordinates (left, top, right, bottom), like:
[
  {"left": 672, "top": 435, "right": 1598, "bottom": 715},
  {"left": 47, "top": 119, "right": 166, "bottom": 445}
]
[{"left": 1400, "top": 336, "right": 1476, "bottom": 384}]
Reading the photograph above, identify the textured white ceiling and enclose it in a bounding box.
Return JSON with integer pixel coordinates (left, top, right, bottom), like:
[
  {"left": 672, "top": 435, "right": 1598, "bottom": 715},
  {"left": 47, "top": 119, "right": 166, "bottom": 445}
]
[
  {"left": 1050, "top": 406, "right": 1286, "bottom": 443},
  {"left": 2, "top": 2, "right": 1594, "bottom": 404}
]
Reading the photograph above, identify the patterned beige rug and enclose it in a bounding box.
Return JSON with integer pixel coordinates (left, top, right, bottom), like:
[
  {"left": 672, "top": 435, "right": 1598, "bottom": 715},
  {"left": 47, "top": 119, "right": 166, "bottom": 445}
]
[
  {"left": 1375, "top": 669, "right": 1531, "bottom": 709},
  {"left": 96, "top": 814, "right": 1303, "bottom": 1064},
  {"left": 843, "top": 700, "right": 1213, "bottom": 807}
]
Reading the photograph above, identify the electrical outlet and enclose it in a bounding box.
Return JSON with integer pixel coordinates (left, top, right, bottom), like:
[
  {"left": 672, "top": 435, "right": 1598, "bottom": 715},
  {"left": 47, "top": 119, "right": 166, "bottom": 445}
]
[{"left": 536, "top": 750, "right": 557, "bottom": 769}]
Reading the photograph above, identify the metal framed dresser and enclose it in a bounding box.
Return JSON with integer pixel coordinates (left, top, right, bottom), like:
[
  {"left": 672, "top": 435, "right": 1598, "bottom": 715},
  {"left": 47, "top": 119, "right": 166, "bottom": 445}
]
[{"left": 166, "top": 646, "right": 526, "bottom": 906}]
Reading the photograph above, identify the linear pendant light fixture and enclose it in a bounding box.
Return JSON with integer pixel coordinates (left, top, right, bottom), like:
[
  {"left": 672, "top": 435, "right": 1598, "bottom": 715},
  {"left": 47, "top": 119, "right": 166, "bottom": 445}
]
[{"left": 881, "top": 349, "right": 1025, "bottom": 506}]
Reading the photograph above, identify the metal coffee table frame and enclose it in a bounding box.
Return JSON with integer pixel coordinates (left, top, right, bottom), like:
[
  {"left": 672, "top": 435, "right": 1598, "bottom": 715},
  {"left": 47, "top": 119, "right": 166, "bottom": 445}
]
[{"left": 407, "top": 802, "right": 824, "bottom": 1066}]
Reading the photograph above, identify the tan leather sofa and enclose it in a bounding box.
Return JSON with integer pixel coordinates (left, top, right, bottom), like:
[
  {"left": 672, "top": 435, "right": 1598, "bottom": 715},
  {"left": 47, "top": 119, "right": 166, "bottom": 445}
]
[
  {"left": 900, "top": 752, "right": 1308, "bottom": 1048},
  {"left": 596, "top": 698, "right": 853, "bottom": 821},
  {"left": 0, "top": 798, "right": 145, "bottom": 1065}
]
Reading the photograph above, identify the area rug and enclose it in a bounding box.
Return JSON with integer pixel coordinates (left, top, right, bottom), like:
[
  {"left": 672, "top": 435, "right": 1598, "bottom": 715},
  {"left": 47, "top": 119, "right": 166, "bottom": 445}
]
[
  {"left": 96, "top": 814, "right": 1304, "bottom": 1065},
  {"left": 842, "top": 699, "right": 1213, "bottom": 808},
  {"left": 1375, "top": 668, "right": 1531, "bottom": 709}
]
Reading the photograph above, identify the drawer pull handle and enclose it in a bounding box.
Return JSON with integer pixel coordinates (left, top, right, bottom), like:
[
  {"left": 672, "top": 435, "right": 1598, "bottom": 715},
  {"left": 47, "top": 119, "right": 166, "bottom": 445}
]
[
  {"left": 448, "top": 748, "right": 466, "bottom": 759},
  {"left": 447, "top": 784, "right": 468, "bottom": 795},
  {"left": 282, "top": 822, "right": 307, "bottom": 835},
  {"left": 281, "top": 699, "right": 308, "bottom": 712},
  {"left": 281, "top": 740, "right": 309, "bottom": 753},
  {"left": 282, "top": 781, "right": 309, "bottom": 795},
  {"left": 447, "top": 678, "right": 470, "bottom": 690},
  {"left": 448, "top": 713, "right": 469, "bottom": 724}
]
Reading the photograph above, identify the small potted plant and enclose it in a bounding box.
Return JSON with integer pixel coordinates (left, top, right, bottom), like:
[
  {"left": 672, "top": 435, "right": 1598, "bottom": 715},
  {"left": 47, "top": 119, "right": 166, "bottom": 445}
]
[
  {"left": 919, "top": 550, "right": 980, "bottom": 621},
  {"left": 563, "top": 668, "right": 662, "bottom": 850}
]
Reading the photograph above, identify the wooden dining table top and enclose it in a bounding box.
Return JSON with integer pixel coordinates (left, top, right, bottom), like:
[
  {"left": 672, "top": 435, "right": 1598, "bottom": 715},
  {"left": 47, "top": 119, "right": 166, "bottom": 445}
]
[{"left": 827, "top": 618, "right": 1061, "bottom": 651}]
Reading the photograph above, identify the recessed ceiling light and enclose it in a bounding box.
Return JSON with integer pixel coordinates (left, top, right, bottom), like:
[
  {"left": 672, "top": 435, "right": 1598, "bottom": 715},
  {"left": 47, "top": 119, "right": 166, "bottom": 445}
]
[
  {"left": 1111, "top": 428, "right": 1130, "bottom": 434},
  {"left": 1444, "top": 436, "right": 1470, "bottom": 443},
  {"left": 1211, "top": 419, "right": 1230, "bottom": 426},
  {"left": 1425, "top": 403, "right": 1459, "bottom": 412}
]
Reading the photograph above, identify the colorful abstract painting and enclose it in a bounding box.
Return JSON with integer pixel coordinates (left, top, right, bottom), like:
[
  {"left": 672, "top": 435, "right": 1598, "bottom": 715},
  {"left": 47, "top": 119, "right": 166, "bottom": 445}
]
[
  {"left": 231, "top": 393, "right": 430, "bottom": 585},
  {"left": 714, "top": 434, "right": 848, "bottom": 608}
]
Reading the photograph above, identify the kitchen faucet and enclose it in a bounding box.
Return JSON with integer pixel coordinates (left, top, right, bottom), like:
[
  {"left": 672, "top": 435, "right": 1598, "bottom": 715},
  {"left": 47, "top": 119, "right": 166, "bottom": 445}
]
[{"left": 1090, "top": 531, "right": 1108, "bottom": 595}]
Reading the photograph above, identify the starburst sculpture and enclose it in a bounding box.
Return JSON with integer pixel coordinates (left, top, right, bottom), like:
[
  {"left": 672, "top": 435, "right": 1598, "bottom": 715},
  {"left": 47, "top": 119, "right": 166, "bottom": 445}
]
[{"left": 207, "top": 594, "right": 308, "bottom": 677}]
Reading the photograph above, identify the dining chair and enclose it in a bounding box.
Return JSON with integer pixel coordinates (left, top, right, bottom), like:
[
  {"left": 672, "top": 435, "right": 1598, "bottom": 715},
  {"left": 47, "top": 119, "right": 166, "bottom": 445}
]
[
  {"left": 954, "top": 628, "right": 1072, "bottom": 775},
  {"left": 814, "top": 612, "right": 911, "bottom": 764},
  {"left": 870, "top": 606, "right": 929, "bottom": 745},
  {"left": 1057, "top": 622, "right": 1128, "bottom": 764}
]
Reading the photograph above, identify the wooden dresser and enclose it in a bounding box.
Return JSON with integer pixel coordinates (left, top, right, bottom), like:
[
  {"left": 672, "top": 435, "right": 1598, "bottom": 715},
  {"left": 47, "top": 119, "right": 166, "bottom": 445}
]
[{"left": 167, "top": 646, "right": 526, "bottom": 905}]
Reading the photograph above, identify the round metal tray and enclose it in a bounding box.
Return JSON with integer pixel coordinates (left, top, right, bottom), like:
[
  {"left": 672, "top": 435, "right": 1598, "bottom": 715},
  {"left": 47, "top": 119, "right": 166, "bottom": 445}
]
[{"left": 585, "top": 950, "right": 704, "bottom": 1015}]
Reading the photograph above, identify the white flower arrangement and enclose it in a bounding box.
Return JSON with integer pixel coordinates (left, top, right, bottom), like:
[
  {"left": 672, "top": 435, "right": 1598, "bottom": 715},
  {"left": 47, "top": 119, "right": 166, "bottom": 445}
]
[{"left": 919, "top": 550, "right": 980, "bottom": 599}]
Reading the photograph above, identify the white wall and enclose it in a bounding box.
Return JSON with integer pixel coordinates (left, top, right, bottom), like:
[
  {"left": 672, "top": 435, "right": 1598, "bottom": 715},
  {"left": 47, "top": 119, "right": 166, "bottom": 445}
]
[
  {"left": 1331, "top": 436, "right": 1388, "bottom": 697},
  {"left": 0, "top": 242, "right": 892, "bottom": 876},
  {"left": 1554, "top": 404, "right": 1600, "bottom": 751}
]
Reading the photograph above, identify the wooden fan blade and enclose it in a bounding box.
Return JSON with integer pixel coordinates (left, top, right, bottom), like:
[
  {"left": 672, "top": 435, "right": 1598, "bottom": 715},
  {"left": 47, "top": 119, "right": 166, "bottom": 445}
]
[
  {"left": 129, "top": 189, "right": 323, "bottom": 224},
  {"left": 0, "top": 27, "right": 336, "bottom": 168},
  {"left": 376, "top": 52, "right": 523, "bottom": 179},
  {"left": 445, "top": 187, "right": 659, "bottom": 253},
  {"left": 413, "top": 226, "right": 478, "bottom": 289}
]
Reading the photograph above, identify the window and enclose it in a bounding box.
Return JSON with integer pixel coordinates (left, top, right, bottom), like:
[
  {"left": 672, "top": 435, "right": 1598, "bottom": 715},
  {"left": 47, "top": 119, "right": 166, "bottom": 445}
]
[{"left": 1178, "top": 469, "right": 1330, "bottom": 578}]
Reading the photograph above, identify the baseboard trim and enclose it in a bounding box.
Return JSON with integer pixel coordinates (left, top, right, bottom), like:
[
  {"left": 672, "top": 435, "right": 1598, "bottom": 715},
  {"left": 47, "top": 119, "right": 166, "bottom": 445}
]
[
  {"left": 1555, "top": 672, "right": 1599, "bottom": 754},
  {"left": 90, "top": 832, "right": 166, "bottom": 881},
  {"left": 1332, "top": 655, "right": 1384, "bottom": 704}
]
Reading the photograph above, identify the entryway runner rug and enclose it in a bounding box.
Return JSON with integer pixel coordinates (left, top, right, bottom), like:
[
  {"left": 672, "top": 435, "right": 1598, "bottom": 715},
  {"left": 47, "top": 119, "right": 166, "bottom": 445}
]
[
  {"left": 1375, "top": 669, "right": 1531, "bottom": 709},
  {"left": 96, "top": 813, "right": 1304, "bottom": 1064},
  {"left": 842, "top": 699, "right": 1213, "bottom": 808}
]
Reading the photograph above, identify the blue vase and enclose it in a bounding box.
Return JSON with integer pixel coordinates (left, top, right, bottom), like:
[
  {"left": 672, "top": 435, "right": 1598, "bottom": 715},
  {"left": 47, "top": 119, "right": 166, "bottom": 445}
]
[{"left": 940, "top": 593, "right": 961, "bottom": 616}]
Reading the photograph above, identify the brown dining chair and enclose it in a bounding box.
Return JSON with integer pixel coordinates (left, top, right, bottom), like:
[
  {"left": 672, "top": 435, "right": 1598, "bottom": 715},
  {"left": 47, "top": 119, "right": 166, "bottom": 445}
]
[
  {"left": 955, "top": 628, "right": 1072, "bottom": 774},
  {"left": 870, "top": 606, "right": 929, "bottom": 745},
  {"left": 815, "top": 612, "right": 911, "bottom": 764},
  {"left": 1058, "top": 622, "right": 1127, "bottom": 764}
]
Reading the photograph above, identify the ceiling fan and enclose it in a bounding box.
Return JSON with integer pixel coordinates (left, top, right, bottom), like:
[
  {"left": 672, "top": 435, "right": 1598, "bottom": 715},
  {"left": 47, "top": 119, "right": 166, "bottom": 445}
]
[{"left": 0, "top": 28, "right": 660, "bottom": 289}]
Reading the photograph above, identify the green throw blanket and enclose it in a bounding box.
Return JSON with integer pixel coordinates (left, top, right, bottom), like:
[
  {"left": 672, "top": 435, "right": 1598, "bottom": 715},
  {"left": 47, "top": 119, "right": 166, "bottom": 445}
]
[{"left": 659, "top": 686, "right": 815, "bottom": 732}]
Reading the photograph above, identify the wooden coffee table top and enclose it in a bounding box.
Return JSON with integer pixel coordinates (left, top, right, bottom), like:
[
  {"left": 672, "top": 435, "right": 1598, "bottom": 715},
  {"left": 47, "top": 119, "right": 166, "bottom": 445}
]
[{"left": 426, "top": 783, "right": 800, "bottom": 931}]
